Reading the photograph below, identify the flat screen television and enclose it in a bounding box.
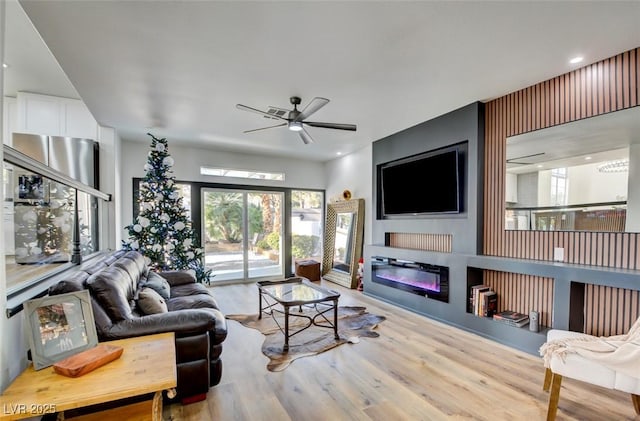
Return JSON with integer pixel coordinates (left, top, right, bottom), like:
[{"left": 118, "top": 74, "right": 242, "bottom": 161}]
[{"left": 378, "top": 146, "right": 462, "bottom": 217}]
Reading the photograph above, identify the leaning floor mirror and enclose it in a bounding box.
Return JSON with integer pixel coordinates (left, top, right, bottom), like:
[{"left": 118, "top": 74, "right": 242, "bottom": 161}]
[{"left": 322, "top": 198, "right": 365, "bottom": 289}]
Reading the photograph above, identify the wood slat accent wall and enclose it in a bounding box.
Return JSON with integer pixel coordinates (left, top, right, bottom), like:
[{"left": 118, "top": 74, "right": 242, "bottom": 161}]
[
  {"left": 484, "top": 47, "right": 640, "bottom": 265},
  {"left": 584, "top": 285, "right": 640, "bottom": 336},
  {"left": 483, "top": 47, "right": 639, "bottom": 332},
  {"left": 387, "top": 232, "right": 452, "bottom": 253},
  {"left": 483, "top": 270, "right": 554, "bottom": 328}
]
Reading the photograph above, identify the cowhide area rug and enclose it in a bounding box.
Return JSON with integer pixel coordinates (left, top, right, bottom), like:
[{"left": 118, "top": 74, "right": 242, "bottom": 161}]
[{"left": 226, "top": 306, "right": 385, "bottom": 371}]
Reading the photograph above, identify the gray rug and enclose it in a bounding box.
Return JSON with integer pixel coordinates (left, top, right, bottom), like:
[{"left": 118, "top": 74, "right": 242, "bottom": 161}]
[{"left": 226, "top": 306, "right": 385, "bottom": 371}]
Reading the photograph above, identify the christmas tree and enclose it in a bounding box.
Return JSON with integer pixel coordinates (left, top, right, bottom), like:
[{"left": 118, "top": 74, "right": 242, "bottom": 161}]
[{"left": 122, "top": 133, "right": 211, "bottom": 283}]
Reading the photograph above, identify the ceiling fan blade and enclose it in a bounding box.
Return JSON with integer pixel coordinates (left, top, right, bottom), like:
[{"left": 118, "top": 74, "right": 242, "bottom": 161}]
[
  {"left": 236, "top": 104, "right": 288, "bottom": 121},
  {"left": 243, "top": 123, "right": 287, "bottom": 133},
  {"left": 294, "top": 97, "right": 329, "bottom": 122},
  {"left": 303, "top": 121, "right": 357, "bottom": 131},
  {"left": 299, "top": 128, "right": 314, "bottom": 145}
]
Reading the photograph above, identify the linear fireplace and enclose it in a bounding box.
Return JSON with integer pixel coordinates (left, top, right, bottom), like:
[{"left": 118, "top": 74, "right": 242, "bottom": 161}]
[{"left": 371, "top": 257, "right": 449, "bottom": 303}]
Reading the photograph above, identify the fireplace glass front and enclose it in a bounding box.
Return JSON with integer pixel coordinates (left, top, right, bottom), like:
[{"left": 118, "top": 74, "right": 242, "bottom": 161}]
[{"left": 371, "top": 257, "right": 449, "bottom": 302}]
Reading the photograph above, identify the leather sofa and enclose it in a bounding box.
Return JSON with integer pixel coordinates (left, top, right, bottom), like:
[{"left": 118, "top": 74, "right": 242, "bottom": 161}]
[{"left": 48, "top": 250, "right": 227, "bottom": 402}]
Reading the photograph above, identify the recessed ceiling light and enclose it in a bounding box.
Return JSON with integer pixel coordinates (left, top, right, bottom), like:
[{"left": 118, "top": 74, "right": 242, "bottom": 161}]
[
  {"left": 537, "top": 164, "right": 544, "bottom": 168},
  {"left": 336, "top": 152, "right": 342, "bottom": 156},
  {"left": 2, "top": 63, "right": 8, "bottom": 69},
  {"left": 569, "top": 56, "right": 583, "bottom": 64},
  {"left": 585, "top": 156, "right": 592, "bottom": 160}
]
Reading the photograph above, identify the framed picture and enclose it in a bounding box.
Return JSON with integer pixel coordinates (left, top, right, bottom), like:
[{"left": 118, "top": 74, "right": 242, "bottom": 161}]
[
  {"left": 24, "top": 290, "right": 98, "bottom": 370},
  {"left": 18, "top": 174, "right": 45, "bottom": 200}
]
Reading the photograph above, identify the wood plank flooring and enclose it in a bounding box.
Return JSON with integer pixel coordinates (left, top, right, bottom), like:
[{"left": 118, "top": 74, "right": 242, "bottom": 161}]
[
  {"left": 164, "top": 281, "right": 639, "bottom": 420},
  {"left": 4, "top": 256, "right": 67, "bottom": 291}
]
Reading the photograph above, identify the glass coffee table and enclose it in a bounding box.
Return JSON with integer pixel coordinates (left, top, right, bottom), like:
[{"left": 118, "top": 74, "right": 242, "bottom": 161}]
[{"left": 257, "top": 277, "right": 341, "bottom": 351}]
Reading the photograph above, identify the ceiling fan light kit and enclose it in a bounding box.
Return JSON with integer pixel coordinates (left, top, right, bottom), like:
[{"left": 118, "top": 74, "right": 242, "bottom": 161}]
[
  {"left": 288, "top": 121, "right": 303, "bottom": 132},
  {"left": 236, "top": 96, "right": 356, "bottom": 144}
]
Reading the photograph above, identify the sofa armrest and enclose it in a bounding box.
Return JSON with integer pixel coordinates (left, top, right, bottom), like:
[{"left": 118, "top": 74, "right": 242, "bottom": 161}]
[
  {"left": 101, "top": 309, "right": 221, "bottom": 341},
  {"left": 160, "top": 270, "right": 196, "bottom": 287},
  {"left": 199, "top": 308, "right": 227, "bottom": 344}
]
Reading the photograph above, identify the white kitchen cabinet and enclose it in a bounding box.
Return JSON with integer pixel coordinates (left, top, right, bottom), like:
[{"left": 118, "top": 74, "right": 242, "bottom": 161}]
[
  {"left": 17, "top": 93, "right": 60, "bottom": 135},
  {"left": 3, "top": 165, "right": 15, "bottom": 255},
  {"left": 16, "top": 92, "right": 98, "bottom": 139},
  {"left": 3, "top": 203, "right": 15, "bottom": 255},
  {"left": 3, "top": 96, "right": 18, "bottom": 146},
  {"left": 506, "top": 172, "right": 518, "bottom": 203},
  {"left": 63, "top": 99, "right": 98, "bottom": 138}
]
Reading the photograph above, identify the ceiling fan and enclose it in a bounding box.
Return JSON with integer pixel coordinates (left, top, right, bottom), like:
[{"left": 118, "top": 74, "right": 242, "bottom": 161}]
[{"left": 236, "top": 96, "right": 357, "bottom": 144}]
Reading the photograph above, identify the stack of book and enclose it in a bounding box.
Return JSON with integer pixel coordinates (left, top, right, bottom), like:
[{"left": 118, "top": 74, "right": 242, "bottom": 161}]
[
  {"left": 493, "top": 310, "right": 530, "bottom": 328},
  {"left": 470, "top": 284, "right": 497, "bottom": 317}
]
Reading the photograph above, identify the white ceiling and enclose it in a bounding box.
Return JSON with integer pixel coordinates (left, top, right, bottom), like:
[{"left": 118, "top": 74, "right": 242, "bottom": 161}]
[
  {"left": 4, "top": 0, "right": 79, "bottom": 99},
  {"left": 7, "top": 1, "right": 640, "bottom": 162}
]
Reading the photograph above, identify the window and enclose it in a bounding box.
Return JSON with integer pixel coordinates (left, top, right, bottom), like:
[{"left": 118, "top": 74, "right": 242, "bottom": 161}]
[
  {"left": 200, "top": 166, "right": 284, "bottom": 181},
  {"left": 290, "top": 190, "right": 324, "bottom": 273},
  {"left": 202, "top": 189, "right": 284, "bottom": 282},
  {"left": 130, "top": 181, "right": 324, "bottom": 282},
  {"left": 550, "top": 167, "right": 568, "bottom": 206}
]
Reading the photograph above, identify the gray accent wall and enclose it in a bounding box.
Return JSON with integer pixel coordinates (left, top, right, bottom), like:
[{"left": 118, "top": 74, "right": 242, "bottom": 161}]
[
  {"left": 371, "top": 102, "right": 484, "bottom": 254},
  {"left": 360, "top": 102, "right": 558, "bottom": 353},
  {"left": 364, "top": 101, "right": 640, "bottom": 356}
]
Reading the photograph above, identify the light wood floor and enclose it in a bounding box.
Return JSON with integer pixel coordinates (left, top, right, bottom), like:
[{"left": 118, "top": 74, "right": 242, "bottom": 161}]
[
  {"left": 164, "top": 281, "right": 640, "bottom": 421},
  {"left": 4, "top": 255, "right": 67, "bottom": 291}
]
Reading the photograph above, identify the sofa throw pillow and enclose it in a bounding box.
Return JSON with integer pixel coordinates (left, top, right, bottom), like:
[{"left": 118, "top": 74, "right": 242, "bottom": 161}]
[
  {"left": 137, "top": 287, "right": 168, "bottom": 315},
  {"left": 144, "top": 271, "right": 171, "bottom": 300}
]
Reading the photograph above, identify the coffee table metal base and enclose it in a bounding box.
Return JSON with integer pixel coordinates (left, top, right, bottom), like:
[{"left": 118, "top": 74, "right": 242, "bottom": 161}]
[{"left": 257, "top": 278, "right": 340, "bottom": 351}]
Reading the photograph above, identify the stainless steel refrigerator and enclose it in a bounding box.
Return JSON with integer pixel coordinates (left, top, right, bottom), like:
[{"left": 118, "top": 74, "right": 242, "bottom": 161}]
[
  {"left": 12, "top": 133, "right": 98, "bottom": 187},
  {"left": 10, "top": 133, "right": 99, "bottom": 263}
]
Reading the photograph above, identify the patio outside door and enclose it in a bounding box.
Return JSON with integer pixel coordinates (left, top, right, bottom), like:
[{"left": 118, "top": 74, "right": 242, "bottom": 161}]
[{"left": 202, "top": 189, "right": 283, "bottom": 282}]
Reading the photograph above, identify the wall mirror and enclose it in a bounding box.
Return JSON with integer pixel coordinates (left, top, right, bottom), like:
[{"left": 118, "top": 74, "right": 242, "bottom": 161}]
[
  {"left": 322, "top": 199, "right": 364, "bottom": 289},
  {"left": 505, "top": 106, "right": 640, "bottom": 232}
]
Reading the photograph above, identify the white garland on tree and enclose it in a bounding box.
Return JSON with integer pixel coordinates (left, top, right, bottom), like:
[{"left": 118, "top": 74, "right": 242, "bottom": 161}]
[{"left": 122, "top": 133, "right": 211, "bottom": 283}]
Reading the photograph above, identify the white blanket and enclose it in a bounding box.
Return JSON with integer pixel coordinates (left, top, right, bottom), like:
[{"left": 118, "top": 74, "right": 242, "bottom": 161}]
[{"left": 539, "top": 317, "right": 640, "bottom": 380}]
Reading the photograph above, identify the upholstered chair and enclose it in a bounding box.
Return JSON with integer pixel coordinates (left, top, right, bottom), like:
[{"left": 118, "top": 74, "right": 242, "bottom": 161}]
[{"left": 540, "top": 321, "right": 640, "bottom": 421}]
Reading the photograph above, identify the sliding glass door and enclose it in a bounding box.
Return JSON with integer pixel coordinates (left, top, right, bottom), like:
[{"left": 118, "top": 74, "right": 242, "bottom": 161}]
[
  {"left": 290, "top": 190, "right": 324, "bottom": 273},
  {"left": 202, "top": 189, "right": 283, "bottom": 282}
]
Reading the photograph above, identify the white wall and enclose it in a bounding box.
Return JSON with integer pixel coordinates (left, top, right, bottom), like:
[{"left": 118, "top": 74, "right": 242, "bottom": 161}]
[
  {"left": 324, "top": 144, "right": 373, "bottom": 245},
  {"left": 567, "top": 163, "right": 627, "bottom": 205},
  {"left": 516, "top": 172, "right": 539, "bottom": 207},
  {"left": 0, "top": 0, "right": 8, "bottom": 392},
  {"left": 120, "top": 140, "right": 326, "bottom": 237},
  {"left": 97, "top": 126, "right": 122, "bottom": 249},
  {"left": 0, "top": 1, "right": 24, "bottom": 393},
  {"left": 626, "top": 144, "right": 640, "bottom": 231},
  {"left": 538, "top": 164, "right": 628, "bottom": 207},
  {"left": 536, "top": 170, "right": 550, "bottom": 206}
]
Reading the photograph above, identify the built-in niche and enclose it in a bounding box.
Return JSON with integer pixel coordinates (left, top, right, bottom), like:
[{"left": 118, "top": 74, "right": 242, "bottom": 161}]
[
  {"left": 384, "top": 232, "right": 452, "bottom": 253},
  {"left": 466, "top": 267, "right": 554, "bottom": 329},
  {"left": 570, "top": 281, "right": 640, "bottom": 336}
]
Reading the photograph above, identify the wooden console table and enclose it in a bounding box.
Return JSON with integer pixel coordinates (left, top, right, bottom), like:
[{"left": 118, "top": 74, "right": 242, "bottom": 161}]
[{"left": 0, "top": 333, "right": 176, "bottom": 421}]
